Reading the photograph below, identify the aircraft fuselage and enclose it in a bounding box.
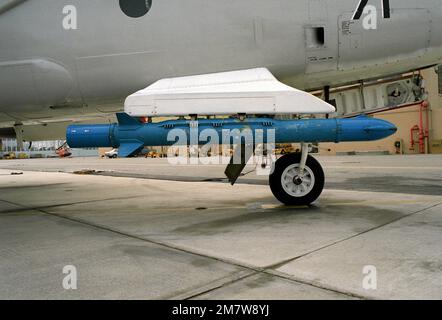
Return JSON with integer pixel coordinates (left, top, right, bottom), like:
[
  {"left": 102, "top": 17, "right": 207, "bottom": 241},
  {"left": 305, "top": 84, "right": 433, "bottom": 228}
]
[{"left": 1, "top": 0, "right": 442, "bottom": 125}]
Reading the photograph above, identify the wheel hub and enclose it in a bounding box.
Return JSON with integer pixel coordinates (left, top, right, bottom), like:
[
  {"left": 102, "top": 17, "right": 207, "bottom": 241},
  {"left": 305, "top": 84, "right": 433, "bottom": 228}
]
[
  {"left": 281, "top": 164, "right": 315, "bottom": 198},
  {"left": 293, "top": 176, "right": 303, "bottom": 185}
]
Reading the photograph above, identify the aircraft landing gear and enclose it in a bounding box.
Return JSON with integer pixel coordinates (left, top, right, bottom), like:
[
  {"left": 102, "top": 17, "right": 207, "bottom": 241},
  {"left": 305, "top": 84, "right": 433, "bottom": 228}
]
[{"left": 269, "top": 144, "right": 325, "bottom": 206}]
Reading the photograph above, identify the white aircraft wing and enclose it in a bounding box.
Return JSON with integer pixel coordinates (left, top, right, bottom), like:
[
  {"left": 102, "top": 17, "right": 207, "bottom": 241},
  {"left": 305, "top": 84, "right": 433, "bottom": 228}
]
[{"left": 124, "top": 68, "right": 335, "bottom": 117}]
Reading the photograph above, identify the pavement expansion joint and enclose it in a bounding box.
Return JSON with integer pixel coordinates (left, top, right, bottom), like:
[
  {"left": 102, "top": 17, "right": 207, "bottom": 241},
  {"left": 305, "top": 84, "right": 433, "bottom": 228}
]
[
  {"left": 0, "top": 196, "right": 365, "bottom": 299},
  {"left": 264, "top": 201, "right": 442, "bottom": 271}
]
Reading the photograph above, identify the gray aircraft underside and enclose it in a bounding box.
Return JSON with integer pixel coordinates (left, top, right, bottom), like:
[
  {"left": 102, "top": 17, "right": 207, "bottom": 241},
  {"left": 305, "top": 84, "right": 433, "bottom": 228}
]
[{"left": 1, "top": 0, "right": 442, "bottom": 133}]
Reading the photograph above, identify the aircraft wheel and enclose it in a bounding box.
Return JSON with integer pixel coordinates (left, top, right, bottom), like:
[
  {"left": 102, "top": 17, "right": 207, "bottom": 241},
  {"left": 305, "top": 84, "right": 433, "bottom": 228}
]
[{"left": 269, "top": 153, "right": 324, "bottom": 206}]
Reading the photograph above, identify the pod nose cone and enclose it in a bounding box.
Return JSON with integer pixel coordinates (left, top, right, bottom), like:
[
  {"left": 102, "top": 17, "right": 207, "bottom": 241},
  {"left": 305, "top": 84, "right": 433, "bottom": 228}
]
[
  {"left": 364, "top": 119, "right": 397, "bottom": 139},
  {"left": 390, "top": 123, "right": 398, "bottom": 134},
  {"left": 338, "top": 116, "right": 398, "bottom": 142}
]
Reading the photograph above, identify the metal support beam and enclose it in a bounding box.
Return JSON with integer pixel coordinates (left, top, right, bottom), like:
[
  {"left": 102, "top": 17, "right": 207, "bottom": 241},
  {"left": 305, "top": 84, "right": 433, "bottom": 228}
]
[
  {"left": 324, "top": 86, "right": 331, "bottom": 119},
  {"left": 13, "top": 124, "right": 24, "bottom": 151},
  {"left": 298, "top": 143, "right": 309, "bottom": 176}
]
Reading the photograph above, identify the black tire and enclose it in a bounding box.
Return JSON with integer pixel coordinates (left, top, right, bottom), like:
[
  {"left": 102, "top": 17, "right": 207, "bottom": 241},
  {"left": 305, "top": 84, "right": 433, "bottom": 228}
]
[
  {"left": 112, "top": 154, "right": 118, "bottom": 159},
  {"left": 269, "top": 153, "right": 325, "bottom": 206}
]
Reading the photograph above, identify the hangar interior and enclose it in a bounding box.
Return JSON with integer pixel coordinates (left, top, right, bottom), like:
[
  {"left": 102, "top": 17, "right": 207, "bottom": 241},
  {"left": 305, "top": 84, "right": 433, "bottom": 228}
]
[{"left": 319, "top": 66, "right": 442, "bottom": 155}]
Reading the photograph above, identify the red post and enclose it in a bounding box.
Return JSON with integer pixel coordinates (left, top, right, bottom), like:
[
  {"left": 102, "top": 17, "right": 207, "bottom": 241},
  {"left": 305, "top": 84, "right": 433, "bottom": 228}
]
[
  {"left": 419, "top": 104, "right": 425, "bottom": 154},
  {"left": 419, "top": 101, "right": 430, "bottom": 154},
  {"left": 410, "top": 125, "right": 420, "bottom": 151}
]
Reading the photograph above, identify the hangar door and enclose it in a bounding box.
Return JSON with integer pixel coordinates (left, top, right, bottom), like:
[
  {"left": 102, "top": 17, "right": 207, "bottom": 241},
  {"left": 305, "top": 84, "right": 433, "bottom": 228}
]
[{"left": 338, "top": 9, "right": 431, "bottom": 70}]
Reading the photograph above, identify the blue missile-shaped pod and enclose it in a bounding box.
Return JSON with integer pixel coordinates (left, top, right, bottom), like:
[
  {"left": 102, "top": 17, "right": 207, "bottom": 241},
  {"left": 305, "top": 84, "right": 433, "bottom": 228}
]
[{"left": 67, "top": 113, "right": 397, "bottom": 157}]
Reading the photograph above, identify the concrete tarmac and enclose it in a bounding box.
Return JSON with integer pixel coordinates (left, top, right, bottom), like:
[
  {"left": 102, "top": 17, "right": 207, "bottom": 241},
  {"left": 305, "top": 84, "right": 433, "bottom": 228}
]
[{"left": 0, "top": 155, "right": 441, "bottom": 299}]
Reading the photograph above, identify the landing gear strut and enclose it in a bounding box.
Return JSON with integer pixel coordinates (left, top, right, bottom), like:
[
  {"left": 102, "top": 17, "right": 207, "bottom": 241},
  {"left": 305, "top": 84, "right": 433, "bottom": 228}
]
[{"left": 269, "top": 143, "right": 325, "bottom": 206}]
